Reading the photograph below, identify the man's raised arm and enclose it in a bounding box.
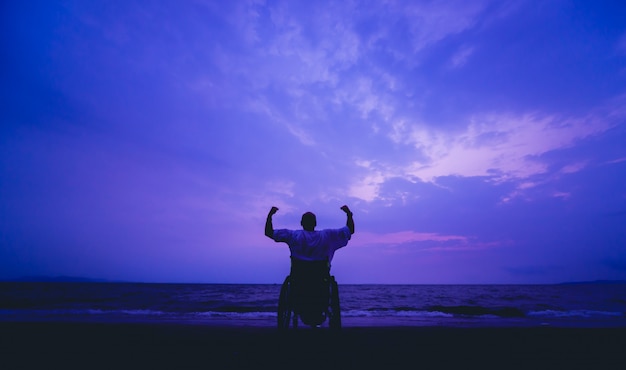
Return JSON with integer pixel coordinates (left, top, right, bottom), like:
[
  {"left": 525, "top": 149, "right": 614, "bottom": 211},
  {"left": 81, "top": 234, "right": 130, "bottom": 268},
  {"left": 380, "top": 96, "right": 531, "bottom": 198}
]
[
  {"left": 265, "top": 206, "right": 279, "bottom": 239},
  {"left": 341, "top": 205, "right": 355, "bottom": 234}
]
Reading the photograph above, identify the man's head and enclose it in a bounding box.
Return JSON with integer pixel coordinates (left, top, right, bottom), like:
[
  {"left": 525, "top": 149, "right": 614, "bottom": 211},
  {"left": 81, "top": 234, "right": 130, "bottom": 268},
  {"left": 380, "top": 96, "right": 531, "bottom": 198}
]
[{"left": 301, "top": 212, "right": 317, "bottom": 231}]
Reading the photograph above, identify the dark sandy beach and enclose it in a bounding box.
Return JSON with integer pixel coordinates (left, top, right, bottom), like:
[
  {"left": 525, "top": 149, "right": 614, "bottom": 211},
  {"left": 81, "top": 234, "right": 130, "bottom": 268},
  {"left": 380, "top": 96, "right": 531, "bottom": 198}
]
[{"left": 2, "top": 322, "right": 625, "bottom": 369}]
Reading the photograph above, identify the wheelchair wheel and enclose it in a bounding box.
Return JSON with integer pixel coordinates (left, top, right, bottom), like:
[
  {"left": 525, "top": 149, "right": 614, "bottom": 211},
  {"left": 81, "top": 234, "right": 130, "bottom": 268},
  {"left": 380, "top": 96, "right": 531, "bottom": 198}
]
[
  {"left": 328, "top": 276, "right": 341, "bottom": 330},
  {"left": 277, "top": 276, "right": 292, "bottom": 330}
]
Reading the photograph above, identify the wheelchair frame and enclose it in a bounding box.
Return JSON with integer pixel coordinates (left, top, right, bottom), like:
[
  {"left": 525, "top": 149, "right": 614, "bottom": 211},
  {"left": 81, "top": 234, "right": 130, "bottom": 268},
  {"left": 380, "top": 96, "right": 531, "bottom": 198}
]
[{"left": 277, "top": 258, "right": 341, "bottom": 330}]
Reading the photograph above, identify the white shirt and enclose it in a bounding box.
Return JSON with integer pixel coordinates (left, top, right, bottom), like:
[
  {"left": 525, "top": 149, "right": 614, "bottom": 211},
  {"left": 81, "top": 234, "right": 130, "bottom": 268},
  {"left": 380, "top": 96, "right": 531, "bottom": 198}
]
[{"left": 272, "top": 226, "right": 351, "bottom": 262}]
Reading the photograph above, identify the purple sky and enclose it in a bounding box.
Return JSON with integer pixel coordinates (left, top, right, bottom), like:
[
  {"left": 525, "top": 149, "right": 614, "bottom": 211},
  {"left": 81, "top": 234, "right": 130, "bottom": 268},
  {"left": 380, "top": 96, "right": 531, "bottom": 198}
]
[{"left": 2, "top": 0, "right": 626, "bottom": 284}]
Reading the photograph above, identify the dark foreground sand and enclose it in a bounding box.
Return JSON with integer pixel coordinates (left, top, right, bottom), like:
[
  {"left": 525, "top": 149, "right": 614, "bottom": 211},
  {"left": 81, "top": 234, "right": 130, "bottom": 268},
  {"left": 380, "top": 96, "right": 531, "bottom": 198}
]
[{"left": 2, "top": 322, "right": 625, "bottom": 369}]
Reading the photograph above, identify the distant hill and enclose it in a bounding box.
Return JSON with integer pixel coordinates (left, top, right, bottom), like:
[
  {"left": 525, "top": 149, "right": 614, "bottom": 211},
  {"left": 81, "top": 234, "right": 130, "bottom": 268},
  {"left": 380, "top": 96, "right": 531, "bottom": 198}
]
[
  {"left": 7, "top": 275, "right": 111, "bottom": 283},
  {"left": 559, "top": 279, "right": 626, "bottom": 285}
]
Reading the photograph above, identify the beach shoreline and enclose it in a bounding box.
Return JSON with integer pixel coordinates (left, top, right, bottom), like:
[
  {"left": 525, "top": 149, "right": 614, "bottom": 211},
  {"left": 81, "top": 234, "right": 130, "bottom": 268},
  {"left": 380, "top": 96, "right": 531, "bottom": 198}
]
[{"left": 2, "top": 321, "right": 625, "bottom": 369}]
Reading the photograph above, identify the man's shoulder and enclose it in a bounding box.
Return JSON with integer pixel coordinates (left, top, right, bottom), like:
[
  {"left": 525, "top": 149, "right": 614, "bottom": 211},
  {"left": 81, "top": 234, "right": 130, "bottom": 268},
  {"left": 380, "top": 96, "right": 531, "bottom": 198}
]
[
  {"left": 320, "top": 226, "right": 350, "bottom": 235},
  {"left": 273, "top": 228, "right": 296, "bottom": 239},
  {"left": 322, "top": 226, "right": 350, "bottom": 231}
]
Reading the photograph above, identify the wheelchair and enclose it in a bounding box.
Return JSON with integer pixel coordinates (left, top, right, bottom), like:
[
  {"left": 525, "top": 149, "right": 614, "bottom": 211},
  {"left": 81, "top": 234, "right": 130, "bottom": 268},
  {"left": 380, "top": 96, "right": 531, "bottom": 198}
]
[{"left": 277, "top": 257, "right": 341, "bottom": 330}]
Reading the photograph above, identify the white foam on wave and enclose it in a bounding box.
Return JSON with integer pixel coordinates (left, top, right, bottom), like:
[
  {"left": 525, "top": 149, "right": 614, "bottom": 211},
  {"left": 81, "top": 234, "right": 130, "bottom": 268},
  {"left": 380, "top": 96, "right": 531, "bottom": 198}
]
[
  {"left": 192, "top": 311, "right": 277, "bottom": 319},
  {"left": 83, "top": 309, "right": 166, "bottom": 316},
  {"left": 528, "top": 310, "right": 623, "bottom": 318},
  {"left": 342, "top": 310, "right": 453, "bottom": 318}
]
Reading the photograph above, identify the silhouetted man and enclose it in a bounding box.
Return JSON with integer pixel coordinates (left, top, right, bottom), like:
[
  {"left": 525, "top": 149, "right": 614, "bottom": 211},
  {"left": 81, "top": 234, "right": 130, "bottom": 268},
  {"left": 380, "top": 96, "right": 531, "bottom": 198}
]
[{"left": 265, "top": 205, "right": 355, "bottom": 263}]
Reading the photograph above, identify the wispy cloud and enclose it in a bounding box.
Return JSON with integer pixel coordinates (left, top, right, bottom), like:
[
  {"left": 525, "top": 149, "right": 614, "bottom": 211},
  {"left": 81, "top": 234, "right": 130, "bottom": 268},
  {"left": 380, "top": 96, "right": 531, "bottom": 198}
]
[
  {"left": 421, "top": 240, "right": 504, "bottom": 252},
  {"left": 560, "top": 161, "right": 588, "bottom": 174},
  {"left": 403, "top": 112, "right": 615, "bottom": 182},
  {"left": 246, "top": 97, "right": 317, "bottom": 146},
  {"left": 353, "top": 230, "right": 469, "bottom": 247},
  {"left": 348, "top": 172, "right": 386, "bottom": 203},
  {"left": 352, "top": 231, "right": 506, "bottom": 254},
  {"left": 349, "top": 99, "right": 623, "bottom": 202},
  {"left": 552, "top": 192, "right": 571, "bottom": 200},
  {"left": 396, "top": 1, "right": 488, "bottom": 55},
  {"left": 605, "top": 157, "right": 626, "bottom": 165},
  {"left": 448, "top": 44, "right": 475, "bottom": 69}
]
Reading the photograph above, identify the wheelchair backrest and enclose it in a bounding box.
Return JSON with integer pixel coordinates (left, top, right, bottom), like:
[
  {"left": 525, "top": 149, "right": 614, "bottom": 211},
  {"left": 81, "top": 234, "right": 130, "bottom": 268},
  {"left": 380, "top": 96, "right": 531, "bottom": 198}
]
[{"left": 289, "top": 257, "right": 331, "bottom": 281}]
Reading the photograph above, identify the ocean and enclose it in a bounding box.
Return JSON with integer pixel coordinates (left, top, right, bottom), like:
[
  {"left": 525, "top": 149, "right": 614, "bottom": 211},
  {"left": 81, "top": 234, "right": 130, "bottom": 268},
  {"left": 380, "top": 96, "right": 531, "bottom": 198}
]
[{"left": 1, "top": 282, "right": 625, "bottom": 328}]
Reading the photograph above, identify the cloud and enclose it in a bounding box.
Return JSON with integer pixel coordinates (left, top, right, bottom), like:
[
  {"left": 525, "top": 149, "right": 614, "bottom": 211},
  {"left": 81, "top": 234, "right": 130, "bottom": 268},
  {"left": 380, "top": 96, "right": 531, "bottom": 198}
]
[
  {"left": 397, "top": 1, "right": 488, "bottom": 55},
  {"left": 246, "top": 96, "right": 317, "bottom": 146},
  {"left": 348, "top": 172, "right": 386, "bottom": 203},
  {"left": 552, "top": 192, "right": 571, "bottom": 200},
  {"left": 404, "top": 112, "right": 614, "bottom": 182},
  {"left": 559, "top": 161, "right": 588, "bottom": 174},
  {"left": 333, "top": 77, "right": 396, "bottom": 120},
  {"left": 352, "top": 230, "right": 469, "bottom": 247},
  {"left": 606, "top": 157, "right": 626, "bottom": 165},
  {"left": 348, "top": 98, "right": 624, "bottom": 202},
  {"left": 448, "top": 45, "right": 475, "bottom": 69},
  {"left": 198, "top": 0, "right": 501, "bottom": 146},
  {"left": 421, "top": 241, "right": 503, "bottom": 252},
  {"left": 266, "top": 180, "right": 295, "bottom": 198},
  {"left": 261, "top": 1, "right": 361, "bottom": 86},
  {"left": 351, "top": 231, "right": 507, "bottom": 255},
  {"left": 227, "top": 0, "right": 266, "bottom": 45}
]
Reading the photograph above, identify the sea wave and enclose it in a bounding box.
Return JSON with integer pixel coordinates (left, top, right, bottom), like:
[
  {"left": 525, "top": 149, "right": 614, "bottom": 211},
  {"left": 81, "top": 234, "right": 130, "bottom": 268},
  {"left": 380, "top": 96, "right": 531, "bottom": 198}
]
[
  {"left": 425, "top": 305, "right": 526, "bottom": 318},
  {"left": 342, "top": 310, "right": 453, "bottom": 318},
  {"left": 193, "top": 311, "right": 277, "bottom": 319},
  {"left": 3, "top": 307, "right": 624, "bottom": 320},
  {"left": 528, "top": 310, "right": 624, "bottom": 318},
  {"left": 87, "top": 309, "right": 167, "bottom": 316},
  {"left": 2, "top": 283, "right": 626, "bottom": 327}
]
